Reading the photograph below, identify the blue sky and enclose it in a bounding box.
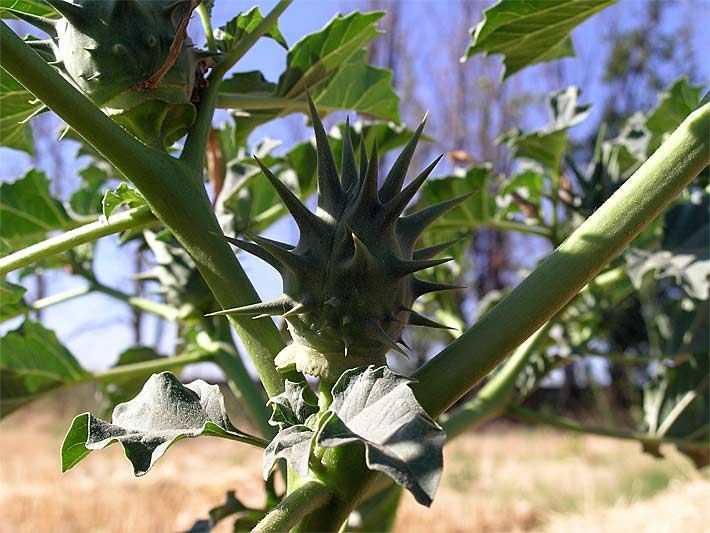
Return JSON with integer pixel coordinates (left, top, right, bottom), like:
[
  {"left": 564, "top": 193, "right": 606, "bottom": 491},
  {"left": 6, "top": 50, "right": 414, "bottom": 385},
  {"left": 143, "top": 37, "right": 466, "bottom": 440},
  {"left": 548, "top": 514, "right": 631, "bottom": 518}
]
[{"left": 1, "top": 0, "right": 708, "bottom": 379}]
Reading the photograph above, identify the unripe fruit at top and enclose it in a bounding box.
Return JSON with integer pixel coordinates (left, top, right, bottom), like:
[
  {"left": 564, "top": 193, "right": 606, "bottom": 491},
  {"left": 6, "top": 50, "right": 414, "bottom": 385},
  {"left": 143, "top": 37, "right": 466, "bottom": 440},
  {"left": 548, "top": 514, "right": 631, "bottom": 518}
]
[
  {"left": 15, "top": 0, "right": 215, "bottom": 148},
  {"left": 210, "top": 97, "right": 470, "bottom": 383}
]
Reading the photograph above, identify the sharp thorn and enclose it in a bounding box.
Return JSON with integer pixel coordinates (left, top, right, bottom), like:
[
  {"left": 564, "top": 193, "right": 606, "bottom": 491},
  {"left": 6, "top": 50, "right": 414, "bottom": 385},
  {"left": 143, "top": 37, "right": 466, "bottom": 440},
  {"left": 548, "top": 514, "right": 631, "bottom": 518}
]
[
  {"left": 378, "top": 113, "right": 429, "bottom": 202},
  {"left": 223, "top": 234, "right": 284, "bottom": 272},
  {"left": 7, "top": 10, "right": 58, "bottom": 36},
  {"left": 306, "top": 91, "right": 344, "bottom": 211},
  {"left": 402, "top": 307, "right": 455, "bottom": 330},
  {"left": 205, "top": 297, "right": 291, "bottom": 317},
  {"left": 384, "top": 154, "right": 444, "bottom": 223},
  {"left": 412, "top": 277, "right": 466, "bottom": 297},
  {"left": 391, "top": 257, "right": 454, "bottom": 277},
  {"left": 253, "top": 155, "right": 324, "bottom": 235},
  {"left": 341, "top": 116, "right": 358, "bottom": 193},
  {"left": 398, "top": 192, "right": 475, "bottom": 250},
  {"left": 413, "top": 237, "right": 467, "bottom": 260},
  {"left": 281, "top": 302, "right": 307, "bottom": 318}
]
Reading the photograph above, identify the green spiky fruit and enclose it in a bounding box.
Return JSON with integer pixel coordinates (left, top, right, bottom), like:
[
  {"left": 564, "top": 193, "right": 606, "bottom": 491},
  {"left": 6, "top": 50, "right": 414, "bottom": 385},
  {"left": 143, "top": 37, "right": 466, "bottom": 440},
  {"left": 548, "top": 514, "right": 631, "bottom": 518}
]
[
  {"left": 15, "top": 0, "right": 214, "bottom": 148},
  {"left": 213, "top": 99, "right": 469, "bottom": 382}
]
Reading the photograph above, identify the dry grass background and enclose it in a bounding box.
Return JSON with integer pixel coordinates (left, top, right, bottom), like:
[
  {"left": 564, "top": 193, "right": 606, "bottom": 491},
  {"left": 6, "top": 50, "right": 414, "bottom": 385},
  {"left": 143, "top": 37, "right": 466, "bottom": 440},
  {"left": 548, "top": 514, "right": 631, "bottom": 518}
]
[{"left": 0, "top": 390, "right": 707, "bottom": 533}]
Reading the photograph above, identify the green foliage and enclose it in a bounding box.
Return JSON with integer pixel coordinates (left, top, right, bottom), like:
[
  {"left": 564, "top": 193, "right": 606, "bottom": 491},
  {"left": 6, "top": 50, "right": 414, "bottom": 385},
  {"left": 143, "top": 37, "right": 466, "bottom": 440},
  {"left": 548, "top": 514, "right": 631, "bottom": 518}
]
[
  {"left": 187, "top": 490, "right": 267, "bottom": 533},
  {"left": 220, "top": 11, "right": 400, "bottom": 144},
  {"left": 0, "top": 169, "right": 74, "bottom": 253},
  {"left": 0, "top": 320, "right": 89, "bottom": 416},
  {"left": 0, "top": 67, "right": 41, "bottom": 153},
  {"left": 214, "top": 6, "right": 287, "bottom": 53},
  {"left": 464, "top": 0, "right": 618, "bottom": 78},
  {"left": 97, "top": 346, "right": 169, "bottom": 416},
  {"left": 61, "top": 372, "right": 266, "bottom": 474},
  {"left": 318, "top": 366, "right": 445, "bottom": 506},
  {"left": 0, "top": 278, "right": 30, "bottom": 321},
  {"left": 497, "top": 86, "right": 591, "bottom": 170}
]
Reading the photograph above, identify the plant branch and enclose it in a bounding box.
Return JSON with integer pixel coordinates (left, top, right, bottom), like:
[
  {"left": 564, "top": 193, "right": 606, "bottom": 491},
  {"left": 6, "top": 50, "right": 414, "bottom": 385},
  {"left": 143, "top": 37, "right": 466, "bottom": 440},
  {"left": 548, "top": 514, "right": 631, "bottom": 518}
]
[
  {"left": 205, "top": 317, "right": 275, "bottom": 438},
  {"left": 253, "top": 480, "right": 332, "bottom": 533},
  {"left": 432, "top": 218, "right": 551, "bottom": 238},
  {"left": 0, "top": 206, "right": 158, "bottom": 276},
  {"left": 507, "top": 406, "right": 708, "bottom": 453},
  {"left": 196, "top": 3, "right": 216, "bottom": 51},
  {"left": 413, "top": 103, "right": 710, "bottom": 417},
  {"left": 1, "top": 22, "right": 296, "bottom": 398},
  {"left": 92, "top": 349, "right": 212, "bottom": 383},
  {"left": 91, "top": 282, "right": 182, "bottom": 322},
  {"left": 180, "top": 0, "right": 292, "bottom": 172}
]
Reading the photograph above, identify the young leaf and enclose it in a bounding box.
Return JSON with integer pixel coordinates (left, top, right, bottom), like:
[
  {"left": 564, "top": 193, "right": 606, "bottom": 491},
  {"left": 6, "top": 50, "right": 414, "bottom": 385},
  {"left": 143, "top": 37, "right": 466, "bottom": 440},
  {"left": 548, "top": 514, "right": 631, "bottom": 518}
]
[
  {"left": 317, "top": 366, "right": 445, "bottom": 506},
  {"left": 0, "top": 320, "right": 89, "bottom": 416},
  {"left": 497, "top": 86, "right": 590, "bottom": 170},
  {"left": 267, "top": 380, "right": 318, "bottom": 430},
  {"left": 214, "top": 7, "right": 288, "bottom": 52},
  {"left": 219, "top": 11, "right": 399, "bottom": 144},
  {"left": 645, "top": 78, "right": 705, "bottom": 153},
  {"left": 61, "top": 372, "right": 267, "bottom": 475},
  {"left": 186, "top": 490, "right": 266, "bottom": 533},
  {"left": 262, "top": 424, "right": 315, "bottom": 479},
  {"left": 102, "top": 183, "right": 147, "bottom": 218},
  {"left": 0, "top": 169, "right": 73, "bottom": 253},
  {"left": 463, "top": 0, "right": 618, "bottom": 79}
]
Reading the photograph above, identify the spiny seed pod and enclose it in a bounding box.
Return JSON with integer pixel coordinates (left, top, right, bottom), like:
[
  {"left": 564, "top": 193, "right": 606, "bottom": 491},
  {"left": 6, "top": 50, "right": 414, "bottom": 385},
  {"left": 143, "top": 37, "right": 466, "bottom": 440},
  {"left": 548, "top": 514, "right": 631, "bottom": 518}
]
[
  {"left": 14, "top": 0, "right": 215, "bottom": 148},
  {"left": 212, "top": 98, "right": 470, "bottom": 382}
]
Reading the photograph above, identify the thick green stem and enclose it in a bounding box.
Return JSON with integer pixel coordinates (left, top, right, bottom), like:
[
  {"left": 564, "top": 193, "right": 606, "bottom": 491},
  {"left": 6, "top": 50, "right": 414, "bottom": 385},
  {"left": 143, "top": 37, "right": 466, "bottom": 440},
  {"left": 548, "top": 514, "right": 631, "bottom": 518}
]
[
  {"left": 207, "top": 317, "right": 274, "bottom": 438},
  {"left": 0, "top": 22, "right": 293, "bottom": 398},
  {"left": 253, "top": 480, "right": 332, "bottom": 533},
  {"left": 291, "top": 104, "right": 710, "bottom": 530},
  {"left": 91, "top": 282, "right": 182, "bottom": 322},
  {"left": 413, "top": 103, "right": 710, "bottom": 417},
  {"left": 507, "top": 406, "right": 708, "bottom": 453},
  {"left": 440, "top": 323, "right": 552, "bottom": 439},
  {"left": 0, "top": 206, "right": 157, "bottom": 275},
  {"left": 181, "top": 0, "right": 292, "bottom": 172},
  {"left": 92, "top": 350, "right": 212, "bottom": 383}
]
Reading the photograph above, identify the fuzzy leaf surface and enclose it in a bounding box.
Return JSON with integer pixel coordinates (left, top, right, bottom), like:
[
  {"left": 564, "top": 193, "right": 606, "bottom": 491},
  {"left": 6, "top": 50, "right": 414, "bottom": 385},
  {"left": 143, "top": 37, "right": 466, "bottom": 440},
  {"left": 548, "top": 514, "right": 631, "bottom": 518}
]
[
  {"left": 97, "top": 346, "right": 170, "bottom": 416},
  {"left": 317, "top": 366, "right": 445, "bottom": 506},
  {"left": 262, "top": 424, "right": 314, "bottom": 479},
  {"left": 61, "top": 372, "right": 265, "bottom": 474},
  {"left": 267, "top": 380, "right": 318, "bottom": 429},
  {"left": 463, "top": 0, "right": 618, "bottom": 78},
  {"left": 0, "top": 320, "right": 89, "bottom": 416}
]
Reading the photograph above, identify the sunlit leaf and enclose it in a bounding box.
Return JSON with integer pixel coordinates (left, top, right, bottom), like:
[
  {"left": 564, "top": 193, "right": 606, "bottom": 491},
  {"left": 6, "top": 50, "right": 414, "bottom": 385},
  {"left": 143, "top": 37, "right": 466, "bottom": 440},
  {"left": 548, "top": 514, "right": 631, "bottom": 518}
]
[
  {"left": 214, "top": 6, "right": 287, "bottom": 52},
  {"left": 463, "top": 0, "right": 618, "bottom": 79},
  {"left": 0, "top": 169, "right": 74, "bottom": 254},
  {"left": 0, "top": 68, "right": 40, "bottom": 154},
  {"left": 0, "top": 320, "right": 89, "bottom": 417}
]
